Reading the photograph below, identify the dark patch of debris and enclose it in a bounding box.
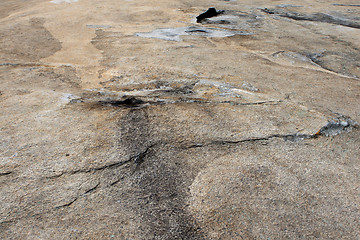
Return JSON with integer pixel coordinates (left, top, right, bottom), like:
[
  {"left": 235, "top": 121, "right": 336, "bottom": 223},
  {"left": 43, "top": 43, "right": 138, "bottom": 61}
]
[{"left": 157, "top": 81, "right": 198, "bottom": 95}]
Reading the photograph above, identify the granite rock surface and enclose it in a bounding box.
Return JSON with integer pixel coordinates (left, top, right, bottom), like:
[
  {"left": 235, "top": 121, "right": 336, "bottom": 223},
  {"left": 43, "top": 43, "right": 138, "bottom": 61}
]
[{"left": 1, "top": 0, "right": 359, "bottom": 239}]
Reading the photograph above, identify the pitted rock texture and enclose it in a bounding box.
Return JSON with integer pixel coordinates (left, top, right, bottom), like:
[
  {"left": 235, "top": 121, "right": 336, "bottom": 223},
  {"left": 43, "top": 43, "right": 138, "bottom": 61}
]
[{"left": 1, "top": 0, "right": 360, "bottom": 239}]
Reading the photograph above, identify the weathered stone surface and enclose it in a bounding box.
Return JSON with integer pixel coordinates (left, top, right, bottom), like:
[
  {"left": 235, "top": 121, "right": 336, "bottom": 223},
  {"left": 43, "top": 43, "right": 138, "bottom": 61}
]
[{"left": 0, "top": 0, "right": 359, "bottom": 239}]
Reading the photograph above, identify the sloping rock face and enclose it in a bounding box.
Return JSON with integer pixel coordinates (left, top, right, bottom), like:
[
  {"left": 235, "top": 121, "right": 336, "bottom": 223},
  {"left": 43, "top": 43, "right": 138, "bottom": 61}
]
[{"left": 0, "top": 0, "right": 359, "bottom": 239}]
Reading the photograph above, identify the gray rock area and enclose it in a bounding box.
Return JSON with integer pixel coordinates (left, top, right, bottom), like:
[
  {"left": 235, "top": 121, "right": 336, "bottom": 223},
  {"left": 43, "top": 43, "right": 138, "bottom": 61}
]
[{"left": 0, "top": 0, "right": 359, "bottom": 239}]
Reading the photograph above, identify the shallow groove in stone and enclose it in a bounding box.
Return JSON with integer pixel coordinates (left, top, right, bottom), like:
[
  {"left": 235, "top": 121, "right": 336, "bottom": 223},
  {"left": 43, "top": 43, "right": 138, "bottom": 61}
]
[{"left": 262, "top": 8, "right": 360, "bottom": 29}]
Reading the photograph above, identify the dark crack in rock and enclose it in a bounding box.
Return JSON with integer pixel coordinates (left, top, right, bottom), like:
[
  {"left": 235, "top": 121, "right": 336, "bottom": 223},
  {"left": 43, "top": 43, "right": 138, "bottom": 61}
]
[{"left": 333, "top": 4, "right": 360, "bottom": 7}]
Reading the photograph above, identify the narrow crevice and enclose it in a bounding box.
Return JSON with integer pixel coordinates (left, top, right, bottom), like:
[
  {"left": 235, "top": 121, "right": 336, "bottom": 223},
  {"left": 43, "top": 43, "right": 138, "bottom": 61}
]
[
  {"left": 185, "top": 133, "right": 317, "bottom": 149},
  {"left": 64, "top": 159, "right": 132, "bottom": 176},
  {"left": 55, "top": 198, "right": 78, "bottom": 209},
  {"left": 332, "top": 4, "right": 360, "bottom": 7},
  {"left": 44, "top": 159, "right": 129, "bottom": 179},
  {"left": 132, "top": 143, "right": 157, "bottom": 172},
  {"left": 174, "top": 99, "right": 281, "bottom": 107},
  {"left": 109, "top": 176, "right": 125, "bottom": 186},
  {"left": 218, "top": 100, "right": 281, "bottom": 106},
  {"left": 214, "top": 133, "right": 316, "bottom": 144},
  {"left": 46, "top": 173, "right": 64, "bottom": 179},
  {"left": 175, "top": 99, "right": 280, "bottom": 106},
  {"left": 185, "top": 116, "right": 358, "bottom": 149},
  {"left": 93, "top": 96, "right": 281, "bottom": 109},
  {"left": 45, "top": 144, "right": 158, "bottom": 179},
  {"left": 54, "top": 182, "right": 100, "bottom": 209},
  {"left": 0, "top": 171, "right": 12, "bottom": 176},
  {"left": 83, "top": 182, "right": 100, "bottom": 195},
  {"left": 0, "top": 62, "right": 68, "bottom": 68}
]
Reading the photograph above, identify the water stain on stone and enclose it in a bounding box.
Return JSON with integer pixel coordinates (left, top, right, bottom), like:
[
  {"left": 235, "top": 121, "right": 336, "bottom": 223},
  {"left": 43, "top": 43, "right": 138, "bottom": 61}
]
[{"left": 115, "top": 108, "right": 205, "bottom": 239}]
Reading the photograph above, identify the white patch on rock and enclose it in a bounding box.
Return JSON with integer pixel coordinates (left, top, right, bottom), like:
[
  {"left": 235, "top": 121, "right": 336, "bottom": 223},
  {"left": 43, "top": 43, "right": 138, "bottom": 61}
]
[
  {"left": 86, "top": 24, "right": 112, "bottom": 29},
  {"left": 59, "top": 93, "right": 80, "bottom": 105},
  {"left": 136, "top": 26, "right": 250, "bottom": 41}
]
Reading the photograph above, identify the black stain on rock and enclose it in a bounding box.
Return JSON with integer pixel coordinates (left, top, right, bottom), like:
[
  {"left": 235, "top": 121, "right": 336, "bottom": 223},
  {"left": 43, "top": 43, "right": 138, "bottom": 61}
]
[
  {"left": 131, "top": 149, "right": 205, "bottom": 239},
  {"left": 117, "top": 108, "right": 153, "bottom": 154},
  {"left": 98, "top": 97, "right": 147, "bottom": 108},
  {"left": 196, "top": 8, "right": 224, "bottom": 23}
]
